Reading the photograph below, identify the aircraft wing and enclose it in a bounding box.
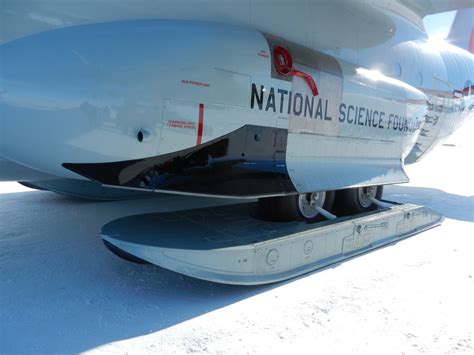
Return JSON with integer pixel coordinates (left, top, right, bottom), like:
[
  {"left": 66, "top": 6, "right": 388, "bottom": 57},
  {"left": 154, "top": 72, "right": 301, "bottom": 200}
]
[
  {"left": 400, "top": 0, "right": 473, "bottom": 18},
  {"left": 1, "top": 0, "right": 473, "bottom": 46}
]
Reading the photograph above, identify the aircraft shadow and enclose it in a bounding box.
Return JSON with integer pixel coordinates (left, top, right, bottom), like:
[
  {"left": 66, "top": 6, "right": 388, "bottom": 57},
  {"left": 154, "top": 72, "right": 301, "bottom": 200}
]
[
  {"left": 0, "top": 184, "right": 471, "bottom": 352},
  {"left": 384, "top": 185, "right": 474, "bottom": 222},
  {"left": 0, "top": 190, "right": 272, "bottom": 353}
]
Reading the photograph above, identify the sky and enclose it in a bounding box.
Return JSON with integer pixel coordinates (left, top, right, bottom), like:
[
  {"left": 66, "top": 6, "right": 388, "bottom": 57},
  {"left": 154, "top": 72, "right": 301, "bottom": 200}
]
[{"left": 424, "top": 11, "right": 456, "bottom": 39}]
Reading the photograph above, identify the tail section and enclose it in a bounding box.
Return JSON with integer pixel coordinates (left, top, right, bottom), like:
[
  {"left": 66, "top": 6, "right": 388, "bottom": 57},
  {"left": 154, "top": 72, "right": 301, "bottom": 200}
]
[{"left": 446, "top": 8, "right": 474, "bottom": 53}]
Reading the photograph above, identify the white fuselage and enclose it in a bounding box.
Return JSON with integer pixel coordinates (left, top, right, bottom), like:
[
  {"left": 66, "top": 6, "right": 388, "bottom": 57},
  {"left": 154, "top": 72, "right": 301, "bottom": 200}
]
[{"left": 0, "top": 1, "right": 473, "bottom": 197}]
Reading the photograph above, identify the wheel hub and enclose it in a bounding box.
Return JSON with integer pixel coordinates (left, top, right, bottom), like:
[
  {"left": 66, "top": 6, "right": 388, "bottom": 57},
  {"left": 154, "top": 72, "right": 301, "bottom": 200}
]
[
  {"left": 358, "top": 186, "right": 378, "bottom": 208},
  {"left": 298, "top": 192, "right": 326, "bottom": 219}
]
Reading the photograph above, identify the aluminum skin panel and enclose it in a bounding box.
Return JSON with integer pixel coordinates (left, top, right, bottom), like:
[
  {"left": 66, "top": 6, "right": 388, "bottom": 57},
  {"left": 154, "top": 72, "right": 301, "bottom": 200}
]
[{"left": 100, "top": 203, "right": 444, "bottom": 285}]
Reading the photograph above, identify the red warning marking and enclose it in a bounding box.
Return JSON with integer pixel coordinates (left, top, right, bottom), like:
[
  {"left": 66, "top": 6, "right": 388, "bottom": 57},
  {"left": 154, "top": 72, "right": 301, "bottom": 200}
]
[
  {"left": 196, "top": 103, "right": 204, "bottom": 145},
  {"left": 273, "top": 45, "right": 319, "bottom": 96}
]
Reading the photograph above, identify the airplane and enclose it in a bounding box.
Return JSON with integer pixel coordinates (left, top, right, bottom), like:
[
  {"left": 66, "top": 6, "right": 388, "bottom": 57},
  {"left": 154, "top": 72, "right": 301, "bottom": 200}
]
[{"left": 1, "top": 0, "right": 473, "bottom": 224}]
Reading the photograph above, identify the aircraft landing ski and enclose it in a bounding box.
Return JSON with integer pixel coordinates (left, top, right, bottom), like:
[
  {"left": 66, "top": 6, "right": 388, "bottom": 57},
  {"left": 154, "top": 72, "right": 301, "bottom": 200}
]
[{"left": 101, "top": 203, "right": 443, "bottom": 285}]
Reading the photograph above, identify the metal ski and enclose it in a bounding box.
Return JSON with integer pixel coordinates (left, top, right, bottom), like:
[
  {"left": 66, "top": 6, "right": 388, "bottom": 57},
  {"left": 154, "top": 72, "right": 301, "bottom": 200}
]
[{"left": 101, "top": 203, "right": 443, "bottom": 285}]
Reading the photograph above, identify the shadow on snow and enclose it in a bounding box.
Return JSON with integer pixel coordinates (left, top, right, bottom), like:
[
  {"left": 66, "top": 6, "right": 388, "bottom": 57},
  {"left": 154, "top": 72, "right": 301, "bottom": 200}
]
[
  {"left": 384, "top": 185, "right": 474, "bottom": 222},
  {"left": 0, "top": 184, "right": 471, "bottom": 352},
  {"left": 0, "top": 191, "right": 269, "bottom": 353}
]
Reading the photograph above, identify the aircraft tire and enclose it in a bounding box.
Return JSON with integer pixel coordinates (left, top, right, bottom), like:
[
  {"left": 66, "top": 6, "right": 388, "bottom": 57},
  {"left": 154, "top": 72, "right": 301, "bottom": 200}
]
[
  {"left": 335, "top": 185, "right": 384, "bottom": 215},
  {"left": 258, "top": 191, "right": 335, "bottom": 222},
  {"left": 257, "top": 196, "right": 290, "bottom": 221}
]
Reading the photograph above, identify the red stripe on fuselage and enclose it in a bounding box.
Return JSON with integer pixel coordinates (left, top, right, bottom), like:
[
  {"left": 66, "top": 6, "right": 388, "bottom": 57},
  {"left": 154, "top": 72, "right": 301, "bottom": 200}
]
[{"left": 197, "top": 103, "right": 204, "bottom": 145}]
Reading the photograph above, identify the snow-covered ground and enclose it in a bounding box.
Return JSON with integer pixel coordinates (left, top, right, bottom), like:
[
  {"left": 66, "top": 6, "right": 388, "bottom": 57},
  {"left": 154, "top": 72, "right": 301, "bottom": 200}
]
[{"left": 1, "top": 120, "right": 473, "bottom": 354}]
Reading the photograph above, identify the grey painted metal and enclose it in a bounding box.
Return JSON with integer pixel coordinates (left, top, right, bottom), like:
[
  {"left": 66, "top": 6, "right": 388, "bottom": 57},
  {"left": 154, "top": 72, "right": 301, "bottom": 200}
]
[
  {"left": 24, "top": 179, "right": 157, "bottom": 200},
  {"left": 0, "top": 156, "right": 55, "bottom": 182},
  {"left": 101, "top": 203, "right": 443, "bottom": 285},
  {"left": 315, "top": 205, "right": 337, "bottom": 221},
  {"left": 370, "top": 197, "right": 394, "bottom": 209}
]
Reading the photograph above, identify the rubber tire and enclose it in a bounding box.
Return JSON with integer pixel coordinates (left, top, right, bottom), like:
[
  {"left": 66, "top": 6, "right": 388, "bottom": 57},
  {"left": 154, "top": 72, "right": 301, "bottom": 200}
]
[
  {"left": 258, "top": 191, "right": 335, "bottom": 223},
  {"left": 103, "top": 240, "right": 149, "bottom": 264},
  {"left": 257, "top": 196, "right": 292, "bottom": 222},
  {"left": 335, "top": 185, "right": 384, "bottom": 216}
]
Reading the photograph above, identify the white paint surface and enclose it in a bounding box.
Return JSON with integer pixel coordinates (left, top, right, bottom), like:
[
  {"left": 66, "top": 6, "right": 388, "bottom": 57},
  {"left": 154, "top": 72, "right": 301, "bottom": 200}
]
[{"left": 1, "top": 119, "right": 473, "bottom": 354}]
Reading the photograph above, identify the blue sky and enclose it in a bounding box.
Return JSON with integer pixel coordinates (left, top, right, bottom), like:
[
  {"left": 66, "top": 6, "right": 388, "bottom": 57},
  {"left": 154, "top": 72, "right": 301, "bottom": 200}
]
[{"left": 424, "top": 11, "right": 456, "bottom": 39}]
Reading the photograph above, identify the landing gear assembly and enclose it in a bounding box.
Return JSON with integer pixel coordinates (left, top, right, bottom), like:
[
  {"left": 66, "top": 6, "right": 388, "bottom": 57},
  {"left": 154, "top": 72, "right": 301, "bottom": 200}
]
[
  {"left": 258, "top": 191, "right": 335, "bottom": 222},
  {"left": 335, "top": 186, "right": 384, "bottom": 215},
  {"left": 258, "top": 186, "right": 382, "bottom": 222},
  {"left": 101, "top": 185, "right": 444, "bottom": 285}
]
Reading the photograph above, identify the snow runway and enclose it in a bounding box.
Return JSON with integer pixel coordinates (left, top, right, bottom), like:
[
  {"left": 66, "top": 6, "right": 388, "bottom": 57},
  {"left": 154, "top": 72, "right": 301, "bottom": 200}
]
[{"left": 1, "top": 122, "right": 473, "bottom": 354}]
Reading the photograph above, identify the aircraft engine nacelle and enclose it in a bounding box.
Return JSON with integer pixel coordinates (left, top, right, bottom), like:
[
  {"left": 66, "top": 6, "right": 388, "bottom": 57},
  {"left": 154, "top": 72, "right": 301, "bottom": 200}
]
[
  {"left": 1, "top": 20, "right": 427, "bottom": 197},
  {"left": 0, "top": 20, "right": 271, "bottom": 180}
]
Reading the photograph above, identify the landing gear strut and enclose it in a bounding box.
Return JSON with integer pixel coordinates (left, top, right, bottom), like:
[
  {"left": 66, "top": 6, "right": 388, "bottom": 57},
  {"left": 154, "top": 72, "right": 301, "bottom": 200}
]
[{"left": 335, "top": 185, "right": 384, "bottom": 215}]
